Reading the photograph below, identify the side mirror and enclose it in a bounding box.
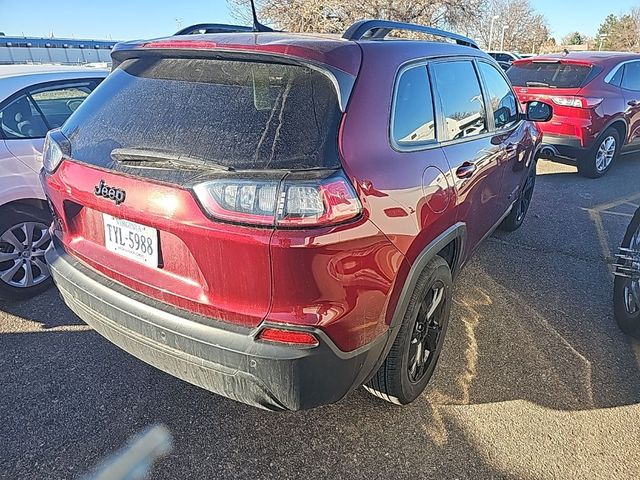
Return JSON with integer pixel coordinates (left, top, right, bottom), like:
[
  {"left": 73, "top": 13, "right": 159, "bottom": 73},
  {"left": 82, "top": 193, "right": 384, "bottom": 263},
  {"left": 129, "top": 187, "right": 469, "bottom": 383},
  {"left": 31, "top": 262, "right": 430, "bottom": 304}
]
[{"left": 524, "top": 101, "right": 553, "bottom": 122}]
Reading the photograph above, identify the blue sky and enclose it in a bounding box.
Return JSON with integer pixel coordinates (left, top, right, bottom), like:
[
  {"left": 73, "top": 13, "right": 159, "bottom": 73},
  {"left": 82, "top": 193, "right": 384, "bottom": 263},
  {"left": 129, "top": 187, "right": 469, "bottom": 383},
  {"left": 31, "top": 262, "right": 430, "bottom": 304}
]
[{"left": 0, "top": 0, "right": 638, "bottom": 41}]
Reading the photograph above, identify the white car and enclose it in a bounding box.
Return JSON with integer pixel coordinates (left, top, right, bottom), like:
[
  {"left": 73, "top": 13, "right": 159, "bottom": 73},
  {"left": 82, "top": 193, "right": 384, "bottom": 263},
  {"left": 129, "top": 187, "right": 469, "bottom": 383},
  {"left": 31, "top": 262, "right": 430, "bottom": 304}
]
[
  {"left": 0, "top": 65, "right": 107, "bottom": 300},
  {"left": 486, "top": 51, "right": 521, "bottom": 63}
]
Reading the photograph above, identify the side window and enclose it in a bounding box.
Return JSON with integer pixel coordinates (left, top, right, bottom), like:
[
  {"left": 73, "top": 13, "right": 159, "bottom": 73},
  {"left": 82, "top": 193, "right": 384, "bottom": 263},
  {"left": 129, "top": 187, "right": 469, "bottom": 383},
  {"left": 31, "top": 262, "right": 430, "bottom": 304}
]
[
  {"left": 622, "top": 62, "right": 640, "bottom": 91},
  {"left": 392, "top": 66, "right": 436, "bottom": 147},
  {"left": 609, "top": 65, "right": 624, "bottom": 87},
  {"left": 30, "top": 82, "right": 95, "bottom": 129},
  {"left": 0, "top": 80, "right": 98, "bottom": 139},
  {"left": 431, "top": 61, "right": 487, "bottom": 141},
  {"left": 478, "top": 62, "right": 519, "bottom": 130},
  {"left": 0, "top": 95, "right": 48, "bottom": 139}
]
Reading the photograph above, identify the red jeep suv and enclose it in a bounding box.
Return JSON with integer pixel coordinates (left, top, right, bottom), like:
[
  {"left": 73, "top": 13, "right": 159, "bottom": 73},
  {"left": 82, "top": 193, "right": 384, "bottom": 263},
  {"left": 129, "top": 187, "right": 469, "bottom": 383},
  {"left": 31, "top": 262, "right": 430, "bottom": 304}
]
[
  {"left": 508, "top": 52, "right": 640, "bottom": 178},
  {"left": 41, "top": 20, "right": 551, "bottom": 410}
]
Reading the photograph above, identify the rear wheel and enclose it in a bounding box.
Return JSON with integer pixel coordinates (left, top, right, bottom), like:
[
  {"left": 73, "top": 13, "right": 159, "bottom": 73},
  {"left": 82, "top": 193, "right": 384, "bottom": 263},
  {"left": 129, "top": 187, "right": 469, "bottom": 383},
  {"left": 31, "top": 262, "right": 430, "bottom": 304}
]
[
  {"left": 0, "top": 205, "right": 53, "bottom": 301},
  {"left": 614, "top": 209, "right": 640, "bottom": 338},
  {"left": 578, "top": 128, "right": 620, "bottom": 178},
  {"left": 364, "top": 256, "right": 452, "bottom": 405},
  {"left": 499, "top": 165, "right": 536, "bottom": 232}
]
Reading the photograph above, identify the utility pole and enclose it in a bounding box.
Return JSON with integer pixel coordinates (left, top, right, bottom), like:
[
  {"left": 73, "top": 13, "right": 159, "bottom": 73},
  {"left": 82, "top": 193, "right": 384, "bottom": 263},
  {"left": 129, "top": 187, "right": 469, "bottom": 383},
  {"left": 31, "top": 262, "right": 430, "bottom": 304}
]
[
  {"left": 500, "top": 25, "right": 508, "bottom": 51},
  {"left": 598, "top": 34, "right": 608, "bottom": 51},
  {"left": 488, "top": 15, "right": 499, "bottom": 50}
]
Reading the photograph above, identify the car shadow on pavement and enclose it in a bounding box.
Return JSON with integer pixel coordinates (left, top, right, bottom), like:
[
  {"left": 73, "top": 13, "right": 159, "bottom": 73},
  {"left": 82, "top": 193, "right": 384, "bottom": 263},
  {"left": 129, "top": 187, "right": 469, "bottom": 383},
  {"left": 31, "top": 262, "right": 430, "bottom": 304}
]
[
  {"left": 0, "top": 288, "right": 85, "bottom": 329},
  {"left": 0, "top": 327, "right": 516, "bottom": 480}
]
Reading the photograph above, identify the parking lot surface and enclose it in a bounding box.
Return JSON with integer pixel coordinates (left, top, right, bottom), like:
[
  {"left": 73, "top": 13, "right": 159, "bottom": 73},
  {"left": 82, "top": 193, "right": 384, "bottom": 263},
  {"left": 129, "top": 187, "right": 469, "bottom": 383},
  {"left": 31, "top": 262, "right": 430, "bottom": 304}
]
[{"left": 1, "top": 155, "right": 640, "bottom": 480}]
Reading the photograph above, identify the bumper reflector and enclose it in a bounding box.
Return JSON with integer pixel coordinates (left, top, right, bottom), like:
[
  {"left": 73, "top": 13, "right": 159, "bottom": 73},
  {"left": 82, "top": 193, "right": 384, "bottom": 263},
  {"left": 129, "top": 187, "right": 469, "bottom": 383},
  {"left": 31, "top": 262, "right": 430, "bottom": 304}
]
[{"left": 257, "top": 328, "right": 319, "bottom": 347}]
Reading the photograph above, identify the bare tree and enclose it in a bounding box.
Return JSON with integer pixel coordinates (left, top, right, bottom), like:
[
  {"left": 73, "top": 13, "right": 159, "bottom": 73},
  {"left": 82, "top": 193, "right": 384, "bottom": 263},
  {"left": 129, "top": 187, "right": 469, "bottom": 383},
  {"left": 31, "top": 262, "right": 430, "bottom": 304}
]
[
  {"left": 228, "top": 0, "right": 484, "bottom": 34},
  {"left": 464, "top": 0, "right": 549, "bottom": 53}
]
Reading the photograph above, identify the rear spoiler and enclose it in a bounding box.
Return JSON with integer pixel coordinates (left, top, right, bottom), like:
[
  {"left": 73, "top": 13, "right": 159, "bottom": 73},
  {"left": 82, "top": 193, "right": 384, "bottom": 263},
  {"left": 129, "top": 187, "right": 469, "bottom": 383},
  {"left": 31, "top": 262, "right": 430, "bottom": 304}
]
[{"left": 512, "top": 57, "right": 594, "bottom": 67}]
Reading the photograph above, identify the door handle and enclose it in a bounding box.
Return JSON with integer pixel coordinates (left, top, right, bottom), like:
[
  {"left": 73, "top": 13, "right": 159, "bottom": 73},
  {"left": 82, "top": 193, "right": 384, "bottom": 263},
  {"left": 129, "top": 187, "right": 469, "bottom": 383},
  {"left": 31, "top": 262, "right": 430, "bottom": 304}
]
[
  {"left": 456, "top": 162, "right": 477, "bottom": 179},
  {"left": 504, "top": 143, "right": 517, "bottom": 154}
]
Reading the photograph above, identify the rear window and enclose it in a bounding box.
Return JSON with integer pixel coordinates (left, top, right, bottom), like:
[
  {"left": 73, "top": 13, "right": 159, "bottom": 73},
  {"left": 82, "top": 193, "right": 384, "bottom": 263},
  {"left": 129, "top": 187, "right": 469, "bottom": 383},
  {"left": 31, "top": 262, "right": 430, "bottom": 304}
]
[
  {"left": 507, "top": 62, "right": 593, "bottom": 88},
  {"left": 62, "top": 56, "right": 342, "bottom": 174}
]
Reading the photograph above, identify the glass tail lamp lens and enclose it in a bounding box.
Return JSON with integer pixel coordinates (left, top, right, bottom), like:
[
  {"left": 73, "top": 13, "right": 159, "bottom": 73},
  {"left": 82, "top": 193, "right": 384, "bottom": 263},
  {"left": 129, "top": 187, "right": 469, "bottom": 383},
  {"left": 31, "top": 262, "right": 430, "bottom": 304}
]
[
  {"left": 193, "top": 172, "right": 362, "bottom": 227},
  {"left": 257, "top": 327, "right": 319, "bottom": 347},
  {"left": 42, "top": 129, "right": 71, "bottom": 174},
  {"left": 194, "top": 180, "right": 279, "bottom": 226},
  {"left": 42, "top": 132, "right": 64, "bottom": 173}
]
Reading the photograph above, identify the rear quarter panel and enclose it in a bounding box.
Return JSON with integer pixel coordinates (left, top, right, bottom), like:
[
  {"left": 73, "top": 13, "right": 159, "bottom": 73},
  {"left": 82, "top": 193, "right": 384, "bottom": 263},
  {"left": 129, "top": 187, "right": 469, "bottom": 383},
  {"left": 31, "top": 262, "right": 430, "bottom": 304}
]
[{"left": 339, "top": 43, "right": 461, "bottom": 326}]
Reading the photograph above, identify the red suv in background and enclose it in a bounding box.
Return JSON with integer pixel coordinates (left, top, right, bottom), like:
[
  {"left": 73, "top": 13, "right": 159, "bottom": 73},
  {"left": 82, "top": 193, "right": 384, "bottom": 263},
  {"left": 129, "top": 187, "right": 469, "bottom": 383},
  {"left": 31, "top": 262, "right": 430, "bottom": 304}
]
[
  {"left": 508, "top": 52, "right": 640, "bottom": 178},
  {"left": 41, "top": 20, "right": 551, "bottom": 410}
]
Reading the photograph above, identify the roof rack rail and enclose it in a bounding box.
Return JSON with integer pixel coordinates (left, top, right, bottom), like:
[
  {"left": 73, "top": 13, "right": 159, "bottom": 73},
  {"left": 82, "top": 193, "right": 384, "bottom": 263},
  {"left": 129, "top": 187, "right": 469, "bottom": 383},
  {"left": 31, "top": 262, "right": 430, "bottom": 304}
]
[{"left": 342, "top": 19, "right": 479, "bottom": 49}]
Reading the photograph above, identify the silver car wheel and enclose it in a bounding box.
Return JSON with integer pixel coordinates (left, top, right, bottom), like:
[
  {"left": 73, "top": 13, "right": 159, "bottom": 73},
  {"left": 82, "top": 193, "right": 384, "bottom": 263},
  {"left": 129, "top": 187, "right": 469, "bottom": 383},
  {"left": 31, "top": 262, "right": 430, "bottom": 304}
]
[
  {"left": 0, "top": 221, "right": 51, "bottom": 288},
  {"left": 595, "top": 136, "right": 616, "bottom": 172},
  {"left": 623, "top": 225, "right": 640, "bottom": 315}
]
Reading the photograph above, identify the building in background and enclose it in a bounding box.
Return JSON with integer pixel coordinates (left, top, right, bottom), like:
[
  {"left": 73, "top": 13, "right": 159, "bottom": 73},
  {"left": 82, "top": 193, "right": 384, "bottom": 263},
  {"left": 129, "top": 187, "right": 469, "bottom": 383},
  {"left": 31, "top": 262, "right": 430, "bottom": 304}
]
[{"left": 0, "top": 35, "right": 116, "bottom": 66}]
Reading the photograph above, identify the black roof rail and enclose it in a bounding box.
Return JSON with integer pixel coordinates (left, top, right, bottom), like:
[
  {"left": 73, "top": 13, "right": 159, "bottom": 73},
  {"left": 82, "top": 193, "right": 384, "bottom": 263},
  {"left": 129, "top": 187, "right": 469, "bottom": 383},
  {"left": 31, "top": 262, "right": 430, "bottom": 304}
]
[
  {"left": 342, "top": 19, "right": 479, "bottom": 49},
  {"left": 175, "top": 23, "right": 256, "bottom": 36}
]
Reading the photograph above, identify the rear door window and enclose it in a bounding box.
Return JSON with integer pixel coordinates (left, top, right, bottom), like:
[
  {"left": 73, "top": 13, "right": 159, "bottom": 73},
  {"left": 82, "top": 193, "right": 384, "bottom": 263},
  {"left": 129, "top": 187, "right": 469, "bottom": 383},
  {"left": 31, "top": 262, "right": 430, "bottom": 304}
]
[
  {"left": 431, "top": 61, "right": 487, "bottom": 141},
  {"left": 507, "top": 62, "right": 593, "bottom": 88},
  {"left": 63, "top": 57, "right": 342, "bottom": 173},
  {"left": 0, "top": 79, "right": 100, "bottom": 139},
  {"left": 478, "top": 62, "right": 519, "bottom": 130},
  {"left": 621, "top": 61, "right": 640, "bottom": 91},
  {"left": 391, "top": 65, "right": 436, "bottom": 147},
  {"left": 30, "top": 83, "right": 94, "bottom": 128}
]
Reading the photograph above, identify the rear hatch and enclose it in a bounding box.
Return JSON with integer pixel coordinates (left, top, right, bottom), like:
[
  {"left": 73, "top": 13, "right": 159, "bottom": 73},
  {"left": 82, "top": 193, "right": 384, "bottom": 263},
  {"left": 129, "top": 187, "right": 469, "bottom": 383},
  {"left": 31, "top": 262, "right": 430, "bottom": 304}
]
[
  {"left": 48, "top": 50, "right": 349, "bottom": 327},
  {"left": 507, "top": 58, "right": 598, "bottom": 98},
  {"left": 507, "top": 58, "right": 602, "bottom": 135}
]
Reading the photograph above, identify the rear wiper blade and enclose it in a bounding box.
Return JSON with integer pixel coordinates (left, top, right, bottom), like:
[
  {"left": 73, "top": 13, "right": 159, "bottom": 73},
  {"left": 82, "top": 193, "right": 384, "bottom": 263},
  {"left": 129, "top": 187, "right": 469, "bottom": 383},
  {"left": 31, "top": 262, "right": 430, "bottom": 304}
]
[
  {"left": 110, "top": 148, "right": 234, "bottom": 172},
  {"left": 526, "top": 81, "right": 553, "bottom": 87}
]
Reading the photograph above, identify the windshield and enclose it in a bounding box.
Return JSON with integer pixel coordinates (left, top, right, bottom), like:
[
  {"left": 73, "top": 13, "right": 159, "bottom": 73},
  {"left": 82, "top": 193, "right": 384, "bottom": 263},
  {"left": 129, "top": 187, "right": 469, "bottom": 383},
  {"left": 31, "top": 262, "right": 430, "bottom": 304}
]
[
  {"left": 507, "top": 62, "right": 594, "bottom": 88},
  {"left": 62, "top": 56, "right": 342, "bottom": 173}
]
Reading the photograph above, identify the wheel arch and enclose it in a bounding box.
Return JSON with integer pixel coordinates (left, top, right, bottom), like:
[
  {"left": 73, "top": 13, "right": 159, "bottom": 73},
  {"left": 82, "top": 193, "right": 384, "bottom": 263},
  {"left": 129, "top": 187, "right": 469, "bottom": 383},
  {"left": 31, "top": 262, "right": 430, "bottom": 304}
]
[
  {"left": 363, "top": 222, "right": 466, "bottom": 384},
  {"left": 604, "top": 118, "right": 628, "bottom": 146},
  {"left": 390, "top": 222, "right": 466, "bottom": 329},
  {"left": 0, "top": 198, "right": 50, "bottom": 215}
]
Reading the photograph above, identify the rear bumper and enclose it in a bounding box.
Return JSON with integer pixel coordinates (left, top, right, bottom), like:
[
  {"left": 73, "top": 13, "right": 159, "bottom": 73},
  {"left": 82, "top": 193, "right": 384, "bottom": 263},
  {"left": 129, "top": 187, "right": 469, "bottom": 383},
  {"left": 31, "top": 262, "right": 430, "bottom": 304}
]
[
  {"left": 46, "top": 239, "right": 387, "bottom": 411},
  {"left": 541, "top": 134, "right": 586, "bottom": 159}
]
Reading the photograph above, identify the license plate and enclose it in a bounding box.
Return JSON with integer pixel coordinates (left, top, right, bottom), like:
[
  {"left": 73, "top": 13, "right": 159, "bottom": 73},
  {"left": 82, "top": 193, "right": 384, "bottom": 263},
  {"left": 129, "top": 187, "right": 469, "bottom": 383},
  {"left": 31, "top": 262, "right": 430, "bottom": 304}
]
[{"left": 103, "top": 214, "right": 158, "bottom": 266}]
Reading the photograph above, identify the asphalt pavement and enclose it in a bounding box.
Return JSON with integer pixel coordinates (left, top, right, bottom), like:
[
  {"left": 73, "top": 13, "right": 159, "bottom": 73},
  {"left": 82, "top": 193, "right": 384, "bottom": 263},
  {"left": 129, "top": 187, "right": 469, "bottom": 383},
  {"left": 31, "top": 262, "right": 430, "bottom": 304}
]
[{"left": 1, "top": 154, "right": 639, "bottom": 479}]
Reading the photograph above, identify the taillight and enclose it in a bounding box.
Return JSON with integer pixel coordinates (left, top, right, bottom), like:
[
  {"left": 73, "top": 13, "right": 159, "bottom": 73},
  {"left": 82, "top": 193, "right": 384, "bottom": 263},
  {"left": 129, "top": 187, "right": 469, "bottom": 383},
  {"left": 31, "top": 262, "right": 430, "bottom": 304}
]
[
  {"left": 257, "top": 327, "right": 319, "bottom": 347},
  {"left": 193, "top": 171, "right": 362, "bottom": 228},
  {"left": 193, "top": 179, "right": 279, "bottom": 226},
  {"left": 42, "top": 129, "right": 71, "bottom": 173},
  {"left": 551, "top": 96, "right": 603, "bottom": 109}
]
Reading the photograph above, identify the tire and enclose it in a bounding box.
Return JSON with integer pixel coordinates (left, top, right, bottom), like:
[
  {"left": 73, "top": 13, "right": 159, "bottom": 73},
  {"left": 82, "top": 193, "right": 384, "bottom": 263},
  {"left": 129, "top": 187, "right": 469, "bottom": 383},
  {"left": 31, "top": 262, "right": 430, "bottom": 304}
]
[
  {"left": 0, "top": 204, "right": 53, "bottom": 301},
  {"left": 577, "top": 128, "right": 620, "bottom": 178},
  {"left": 364, "top": 256, "right": 452, "bottom": 405},
  {"left": 499, "top": 165, "right": 536, "bottom": 232},
  {"left": 613, "top": 209, "right": 640, "bottom": 338}
]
